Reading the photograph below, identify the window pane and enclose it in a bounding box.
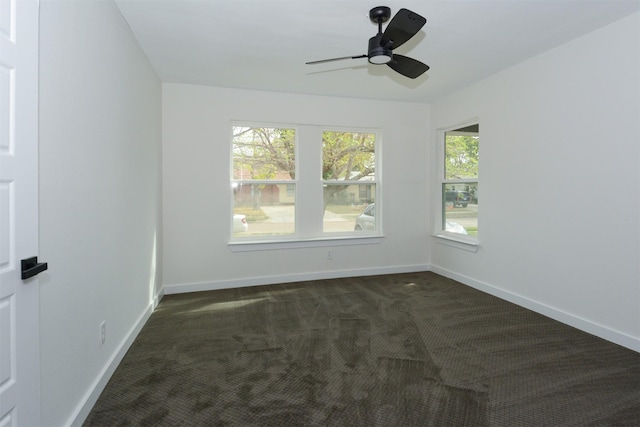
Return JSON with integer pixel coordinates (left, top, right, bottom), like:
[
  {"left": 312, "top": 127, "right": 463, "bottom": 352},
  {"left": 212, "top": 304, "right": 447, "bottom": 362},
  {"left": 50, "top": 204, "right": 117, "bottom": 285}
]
[
  {"left": 233, "top": 183, "right": 295, "bottom": 237},
  {"left": 322, "top": 130, "right": 377, "bottom": 234},
  {"left": 232, "top": 126, "right": 295, "bottom": 180},
  {"left": 444, "top": 134, "right": 479, "bottom": 180},
  {"left": 322, "top": 131, "right": 375, "bottom": 181},
  {"left": 443, "top": 183, "right": 477, "bottom": 236},
  {"left": 323, "top": 184, "right": 375, "bottom": 232}
]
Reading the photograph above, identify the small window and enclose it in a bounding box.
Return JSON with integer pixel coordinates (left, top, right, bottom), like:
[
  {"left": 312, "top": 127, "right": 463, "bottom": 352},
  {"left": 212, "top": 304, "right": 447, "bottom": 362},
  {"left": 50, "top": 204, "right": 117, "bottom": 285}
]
[
  {"left": 442, "top": 124, "right": 478, "bottom": 237},
  {"left": 322, "top": 131, "right": 377, "bottom": 233},
  {"left": 232, "top": 126, "right": 296, "bottom": 238}
]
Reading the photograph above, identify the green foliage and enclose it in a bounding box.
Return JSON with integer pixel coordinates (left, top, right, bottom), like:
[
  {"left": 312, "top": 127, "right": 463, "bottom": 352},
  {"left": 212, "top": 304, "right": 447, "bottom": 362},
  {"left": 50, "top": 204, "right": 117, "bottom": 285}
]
[
  {"left": 232, "top": 127, "right": 377, "bottom": 211},
  {"left": 233, "top": 127, "right": 296, "bottom": 180},
  {"left": 322, "top": 131, "right": 375, "bottom": 208},
  {"left": 322, "top": 131, "right": 375, "bottom": 181},
  {"left": 445, "top": 135, "right": 479, "bottom": 180},
  {"left": 233, "top": 127, "right": 375, "bottom": 183}
]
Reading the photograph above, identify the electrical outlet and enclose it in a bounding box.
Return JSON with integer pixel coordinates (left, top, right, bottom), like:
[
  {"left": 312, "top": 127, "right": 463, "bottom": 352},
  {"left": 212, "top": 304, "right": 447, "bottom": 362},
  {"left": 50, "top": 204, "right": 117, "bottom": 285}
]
[
  {"left": 100, "top": 321, "right": 106, "bottom": 346},
  {"left": 326, "top": 250, "right": 334, "bottom": 261}
]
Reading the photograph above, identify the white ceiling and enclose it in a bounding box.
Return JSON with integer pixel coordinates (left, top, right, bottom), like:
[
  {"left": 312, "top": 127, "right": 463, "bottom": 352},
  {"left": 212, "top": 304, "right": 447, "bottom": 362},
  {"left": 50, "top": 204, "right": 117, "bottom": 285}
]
[{"left": 114, "top": 0, "right": 640, "bottom": 103}]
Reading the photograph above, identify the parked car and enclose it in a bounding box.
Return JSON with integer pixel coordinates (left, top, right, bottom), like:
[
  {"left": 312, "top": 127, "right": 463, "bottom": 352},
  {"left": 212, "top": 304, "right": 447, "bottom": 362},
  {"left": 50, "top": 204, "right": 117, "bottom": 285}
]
[
  {"left": 233, "top": 214, "right": 248, "bottom": 232},
  {"left": 354, "top": 203, "right": 467, "bottom": 235},
  {"left": 354, "top": 203, "right": 375, "bottom": 231},
  {"left": 445, "top": 191, "right": 471, "bottom": 208}
]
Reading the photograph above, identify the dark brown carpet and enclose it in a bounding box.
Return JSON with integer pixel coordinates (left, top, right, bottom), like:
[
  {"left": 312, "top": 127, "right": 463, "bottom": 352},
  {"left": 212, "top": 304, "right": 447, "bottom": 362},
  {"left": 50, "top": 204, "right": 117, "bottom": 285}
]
[{"left": 84, "top": 272, "right": 640, "bottom": 426}]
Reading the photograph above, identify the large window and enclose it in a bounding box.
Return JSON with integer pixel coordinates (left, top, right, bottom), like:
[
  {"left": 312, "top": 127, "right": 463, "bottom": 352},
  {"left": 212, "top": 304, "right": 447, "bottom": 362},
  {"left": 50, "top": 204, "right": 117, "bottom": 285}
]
[
  {"left": 231, "top": 124, "right": 379, "bottom": 241},
  {"left": 442, "top": 124, "right": 478, "bottom": 238}
]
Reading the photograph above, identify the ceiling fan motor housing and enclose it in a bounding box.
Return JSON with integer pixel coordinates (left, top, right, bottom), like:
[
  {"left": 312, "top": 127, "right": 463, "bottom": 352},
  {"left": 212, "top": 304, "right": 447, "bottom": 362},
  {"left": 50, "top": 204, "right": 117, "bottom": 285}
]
[{"left": 368, "top": 34, "right": 392, "bottom": 64}]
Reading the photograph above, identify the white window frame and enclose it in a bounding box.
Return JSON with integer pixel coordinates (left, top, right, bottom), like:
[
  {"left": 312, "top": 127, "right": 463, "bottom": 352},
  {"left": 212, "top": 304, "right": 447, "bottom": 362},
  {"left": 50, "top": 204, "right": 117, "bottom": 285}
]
[
  {"left": 434, "top": 122, "right": 479, "bottom": 249},
  {"left": 229, "top": 122, "right": 383, "bottom": 251}
]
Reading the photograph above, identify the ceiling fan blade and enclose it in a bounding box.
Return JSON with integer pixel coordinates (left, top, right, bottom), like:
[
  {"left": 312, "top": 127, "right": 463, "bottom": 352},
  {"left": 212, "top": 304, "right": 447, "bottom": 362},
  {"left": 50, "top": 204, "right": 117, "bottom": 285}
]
[
  {"left": 387, "top": 54, "right": 429, "bottom": 79},
  {"left": 306, "top": 54, "right": 367, "bottom": 65},
  {"left": 381, "top": 8, "right": 426, "bottom": 50}
]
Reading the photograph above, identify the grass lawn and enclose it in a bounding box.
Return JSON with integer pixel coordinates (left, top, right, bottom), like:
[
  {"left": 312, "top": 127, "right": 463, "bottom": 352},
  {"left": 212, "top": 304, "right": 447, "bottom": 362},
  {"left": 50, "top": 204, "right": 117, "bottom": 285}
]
[
  {"left": 325, "top": 203, "right": 368, "bottom": 215},
  {"left": 234, "top": 206, "right": 269, "bottom": 221}
]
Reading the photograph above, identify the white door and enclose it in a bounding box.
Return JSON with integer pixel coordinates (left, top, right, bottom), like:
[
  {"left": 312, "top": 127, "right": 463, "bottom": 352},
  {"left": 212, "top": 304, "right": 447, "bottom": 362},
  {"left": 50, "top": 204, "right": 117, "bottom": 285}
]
[{"left": 0, "top": 0, "right": 42, "bottom": 425}]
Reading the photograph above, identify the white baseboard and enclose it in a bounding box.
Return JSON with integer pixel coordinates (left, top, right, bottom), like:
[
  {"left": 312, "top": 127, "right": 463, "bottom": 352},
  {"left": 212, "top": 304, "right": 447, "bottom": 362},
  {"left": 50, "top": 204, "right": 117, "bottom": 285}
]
[
  {"left": 430, "top": 264, "right": 640, "bottom": 353},
  {"left": 163, "top": 264, "right": 431, "bottom": 295},
  {"left": 154, "top": 286, "right": 165, "bottom": 309},
  {"left": 67, "top": 302, "right": 155, "bottom": 427}
]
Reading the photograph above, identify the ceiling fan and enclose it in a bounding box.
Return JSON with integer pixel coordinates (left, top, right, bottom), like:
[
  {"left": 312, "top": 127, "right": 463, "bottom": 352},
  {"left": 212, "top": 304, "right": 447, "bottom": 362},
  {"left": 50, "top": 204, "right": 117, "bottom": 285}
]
[{"left": 306, "top": 6, "right": 429, "bottom": 79}]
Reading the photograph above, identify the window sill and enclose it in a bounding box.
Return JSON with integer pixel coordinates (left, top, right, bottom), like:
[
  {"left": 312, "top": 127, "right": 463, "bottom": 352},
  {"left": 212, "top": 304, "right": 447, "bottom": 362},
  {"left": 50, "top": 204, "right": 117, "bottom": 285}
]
[
  {"left": 229, "top": 235, "right": 384, "bottom": 252},
  {"left": 432, "top": 233, "right": 479, "bottom": 252}
]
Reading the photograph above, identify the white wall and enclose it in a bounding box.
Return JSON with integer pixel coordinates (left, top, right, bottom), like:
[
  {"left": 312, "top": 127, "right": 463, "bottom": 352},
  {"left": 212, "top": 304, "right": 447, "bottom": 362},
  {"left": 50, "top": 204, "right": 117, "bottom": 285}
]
[
  {"left": 39, "top": 1, "right": 162, "bottom": 425},
  {"left": 162, "top": 84, "right": 430, "bottom": 291},
  {"left": 429, "top": 13, "right": 640, "bottom": 350}
]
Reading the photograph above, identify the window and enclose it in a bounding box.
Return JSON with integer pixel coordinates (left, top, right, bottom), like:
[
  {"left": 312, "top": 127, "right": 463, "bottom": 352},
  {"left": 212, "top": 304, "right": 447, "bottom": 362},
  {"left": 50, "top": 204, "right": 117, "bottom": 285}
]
[
  {"left": 442, "top": 124, "right": 478, "bottom": 238},
  {"left": 232, "top": 126, "right": 296, "bottom": 237},
  {"left": 230, "top": 124, "right": 380, "bottom": 242},
  {"left": 322, "top": 131, "right": 377, "bottom": 233},
  {"left": 286, "top": 184, "right": 295, "bottom": 198}
]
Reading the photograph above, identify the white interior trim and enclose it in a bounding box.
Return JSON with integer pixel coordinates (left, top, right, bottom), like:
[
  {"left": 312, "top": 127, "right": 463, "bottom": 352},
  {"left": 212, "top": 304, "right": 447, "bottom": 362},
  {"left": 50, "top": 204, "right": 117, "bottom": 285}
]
[
  {"left": 432, "top": 234, "right": 479, "bottom": 252},
  {"left": 164, "top": 264, "right": 431, "bottom": 294},
  {"left": 229, "top": 235, "right": 383, "bottom": 252},
  {"left": 430, "top": 264, "right": 640, "bottom": 352},
  {"left": 68, "top": 302, "right": 155, "bottom": 427}
]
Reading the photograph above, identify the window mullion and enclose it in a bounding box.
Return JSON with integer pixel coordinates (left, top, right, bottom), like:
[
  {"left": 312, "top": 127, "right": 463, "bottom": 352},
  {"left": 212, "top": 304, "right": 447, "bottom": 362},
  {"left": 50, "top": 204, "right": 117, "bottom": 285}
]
[{"left": 296, "top": 125, "right": 323, "bottom": 237}]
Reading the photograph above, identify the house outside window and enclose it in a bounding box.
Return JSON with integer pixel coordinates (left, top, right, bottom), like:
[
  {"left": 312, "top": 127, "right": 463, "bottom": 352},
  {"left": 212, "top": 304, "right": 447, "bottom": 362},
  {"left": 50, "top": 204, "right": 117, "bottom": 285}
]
[{"left": 442, "top": 124, "right": 478, "bottom": 238}]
